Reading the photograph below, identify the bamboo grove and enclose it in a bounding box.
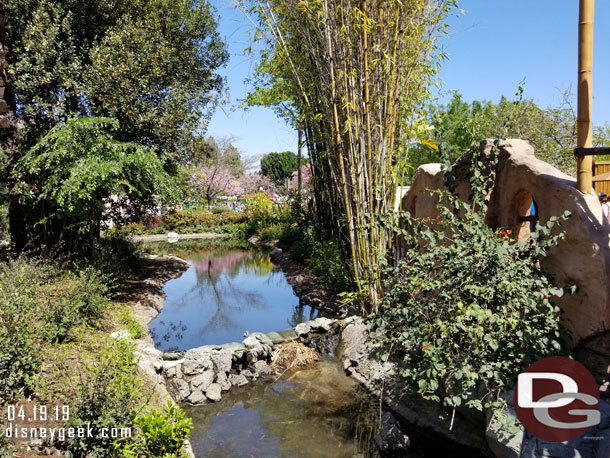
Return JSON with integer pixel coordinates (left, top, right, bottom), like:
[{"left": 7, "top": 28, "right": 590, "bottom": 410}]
[{"left": 247, "top": 0, "right": 456, "bottom": 310}]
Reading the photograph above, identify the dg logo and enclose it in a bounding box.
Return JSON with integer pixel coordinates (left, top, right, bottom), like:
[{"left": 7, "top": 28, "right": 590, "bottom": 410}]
[{"left": 514, "top": 356, "right": 600, "bottom": 442}]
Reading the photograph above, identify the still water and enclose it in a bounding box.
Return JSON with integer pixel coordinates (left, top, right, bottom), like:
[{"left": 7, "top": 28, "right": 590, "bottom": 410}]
[
  {"left": 184, "top": 360, "right": 393, "bottom": 458},
  {"left": 149, "top": 247, "right": 320, "bottom": 351}
]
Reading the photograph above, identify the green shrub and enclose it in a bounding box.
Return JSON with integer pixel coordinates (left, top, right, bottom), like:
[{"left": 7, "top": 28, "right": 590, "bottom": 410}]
[
  {"left": 245, "top": 192, "right": 273, "bottom": 226},
  {"left": 0, "top": 259, "right": 54, "bottom": 402},
  {"left": 119, "top": 306, "right": 145, "bottom": 339},
  {"left": 371, "top": 145, "right": 569, "bottom": 412},
  {"left": 65, "top": 338, "right": 142, "bottom": 457},
  {"left": 91, "top": 233, "right": 141, "bottom": 281},
  {"left": 44, "top": 265, "right": 112, "bottom": 342},
  {"left": 122, "top": 402, "right": 192, "bottom": 458},
  {"left": 258, "top": 223, "right": 285, "bottom": 242},
  {"left": 291, "top": 227, "right": 353, "bottom": 293}
]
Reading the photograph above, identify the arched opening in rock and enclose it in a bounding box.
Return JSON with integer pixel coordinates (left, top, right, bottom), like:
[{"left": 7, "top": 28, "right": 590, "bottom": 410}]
[{"left": 513, "top": 190, "right": 539, "bottom": 241}]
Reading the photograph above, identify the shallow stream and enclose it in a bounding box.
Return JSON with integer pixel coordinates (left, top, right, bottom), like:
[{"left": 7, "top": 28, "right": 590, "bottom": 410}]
[{"left": 150, "top": 244, "right": 427, "bottom": 457}]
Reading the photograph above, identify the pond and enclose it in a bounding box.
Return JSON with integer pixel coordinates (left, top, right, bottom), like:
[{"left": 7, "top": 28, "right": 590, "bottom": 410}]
[{"left": 149, "top": 245, "right": 320, "bottom": 351}]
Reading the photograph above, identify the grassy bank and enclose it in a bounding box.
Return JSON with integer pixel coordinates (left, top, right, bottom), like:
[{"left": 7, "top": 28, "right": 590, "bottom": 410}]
[{"left": 0, "top": 245, "right": 192, "bottom": 457}]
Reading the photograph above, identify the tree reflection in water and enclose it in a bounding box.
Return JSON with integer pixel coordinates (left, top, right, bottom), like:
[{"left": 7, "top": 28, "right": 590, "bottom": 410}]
[{"left": 149, "top": 247, "right": 321, "bottom": 351}]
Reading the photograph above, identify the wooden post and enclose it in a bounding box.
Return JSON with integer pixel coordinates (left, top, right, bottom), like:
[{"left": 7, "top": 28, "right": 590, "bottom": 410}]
[{"left": 577, "top": 0, "right": 595, "bottom": 194}]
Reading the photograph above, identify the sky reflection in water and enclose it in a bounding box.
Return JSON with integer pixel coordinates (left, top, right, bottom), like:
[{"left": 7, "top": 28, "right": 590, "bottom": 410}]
[{"left": 149, "top": 248, "right": 319, "bottom": 351}]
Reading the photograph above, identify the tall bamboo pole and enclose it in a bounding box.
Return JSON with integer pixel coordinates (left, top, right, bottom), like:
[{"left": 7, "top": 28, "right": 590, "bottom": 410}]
[{"left": 577, "top": 0, "right": 594, "bottom": 194}]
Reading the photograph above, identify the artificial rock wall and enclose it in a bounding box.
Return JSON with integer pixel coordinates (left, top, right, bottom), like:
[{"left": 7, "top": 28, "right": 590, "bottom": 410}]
[{"left": 402, "top": 139, "right": 610, "bottom": 344}]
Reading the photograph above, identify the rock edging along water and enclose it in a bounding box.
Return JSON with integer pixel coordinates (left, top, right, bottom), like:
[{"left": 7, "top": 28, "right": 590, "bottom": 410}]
[
  {"left": 339, "top": 316, "right": 610, "bottom": 458},
  {"left": 159, "top": 317, "right": 340, "bottom": 405}
]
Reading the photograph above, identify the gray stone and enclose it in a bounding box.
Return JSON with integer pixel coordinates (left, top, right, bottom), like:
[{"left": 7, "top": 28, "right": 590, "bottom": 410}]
[
  {"left": 220, "top": 342, "right": 246, "bottom": 354},
  {"left": 162, "top": 351, "right": 185, "bottom": 361},
  {"left": 253, "top": 360, "right": 273, "bottom": 377},
  {"left": 210, "top": 350, "right": 232, "bottom": 374},
  {"left": 247, "top": 343, "right": 271, "bottom": 365},
  {"left": 294, "top": 322, "right": 312, "bottom": 337},
  {"left": 205, "top": 383, "right": 222, "bottom": 402},
  {"left": 241, "top": 369, "right": 255, "bottom": 380},
  {"left": 310, "top": 317, "right": 336, "bottom": 333},
  {"left": 266, "top": 331, "right": 285, "bottom": 345},
  {"left": 270, "top": 248, "right": 282, "bottom": 257},
  {"left": 294, "top": 274, "right": 304, "bottom": 284},
  {"left": 485, "top": 407, "right": 523, "bottom": 458},
  {"left": 182, "top": 350, "right": 213, "bottom": 376},
  {"left": 216, "top": 371, "right": 232, "bottom": 391},
  {"left": 152, "top": 360, "right": 163, "bottom": 373},
  {"left": 243, "top": 336, "right": 261, "bottom": 348},
  {"left": 186, "top": 389, "right": 207, "bottom": 405},
  {"left": 278, "top": 330, "right": 298, "bottom": 342},
  {"left": 249, "top": 332, "right": 274, "bottom": 346},
  {"left": 190, "top": 370, "right": 214, "bottom": 392},
  {"left": 170, "top": 378, "right": 190, "bottom": 402},
  {"left": 374, "top": 412, "right": 410, "bottom": 453},
  {"left": 229, "top": 373, "right": 249, "bottom": 387}
]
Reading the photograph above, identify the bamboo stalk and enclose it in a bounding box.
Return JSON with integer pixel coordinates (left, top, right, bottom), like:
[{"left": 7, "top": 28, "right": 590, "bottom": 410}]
[{"left": 577, "top": 0, "right": 594, "bottom": 194}]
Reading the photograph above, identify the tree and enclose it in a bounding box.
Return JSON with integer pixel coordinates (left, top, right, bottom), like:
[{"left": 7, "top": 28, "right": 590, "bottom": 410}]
[
  {"left": 190, "top": 165, "right": 235, "bottom": 206},
  {"left": 246, "top": 0, "right": 456, "bottom": 308},
  {"left": 15, "top": 117, "right": 177, "bottom": 253},
  {"left": 405, "top": 91, "right": 610, "bottom": 182},
  {"left": 260, "top": 151, "right": 298, "bottom": 185},
  {"left": 235, "top": 173, "right": 273, "bottom": 195},
  {"left": 2, "top": 0, "right": 228, "bottom": 249}
]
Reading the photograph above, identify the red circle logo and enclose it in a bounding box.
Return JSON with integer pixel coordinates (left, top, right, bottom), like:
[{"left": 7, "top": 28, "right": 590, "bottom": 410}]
[{"left": 514, "top": 356, "right": 600, "bottom": 442}]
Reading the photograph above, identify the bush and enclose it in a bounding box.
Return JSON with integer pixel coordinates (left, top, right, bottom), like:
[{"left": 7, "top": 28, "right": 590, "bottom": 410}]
[
  {"left": 291, "top": 227, "right": 353, "bottom": 293},
  {"left": 119, "top": 306, "right": 145, "bottom": 339},
  {"left": 0, "top": 259, "right": 54, "bottom": 402},
  {"left": 65, "top": 338, "right": 142, "bottom": 457},
  {"left": 371, "top": 145, "right": 569, "bottom": 412},
  {"left": 44, "top": 266, "right": 112, "bottom": 342},
  {"left": 257, "top": 223, "right": 285, "bottom": 242},
  {"left": 91, "top": 233, "right": 141, "bottom": 281},
  {"left": 245, "top": 192, "right": 274, "bottom": 226},
  {"left": 123, "top": 402, "right": 192, "bottom": 458}
]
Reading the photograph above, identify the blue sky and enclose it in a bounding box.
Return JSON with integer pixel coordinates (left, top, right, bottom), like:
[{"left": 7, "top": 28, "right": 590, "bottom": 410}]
[{"left": 205, "top": 0, "right": 610, "bottom": 162}]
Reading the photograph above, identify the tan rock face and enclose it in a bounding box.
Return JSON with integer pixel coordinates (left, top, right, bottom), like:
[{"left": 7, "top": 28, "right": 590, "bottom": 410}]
[{"left": 402, "top": 139, "right": 610, "bottom": 344}]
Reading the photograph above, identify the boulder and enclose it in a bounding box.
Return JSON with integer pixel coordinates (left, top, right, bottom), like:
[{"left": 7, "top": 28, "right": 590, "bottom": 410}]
[
  {"left": 210, "top": 350, "right": 232, "bottom": 375},
  {"left": 294, "top": 322, "right": 312, "bottom": 337},
  {"left": 205, "top": 383, "right": 222, "bottom": 402},
  {"left": 253, "top": 360, "right": 273, "bottom": 377},
  {"left": 162, "top": 351, "right": 185, "bottom": 361},
  {"left": 278, "top": 330, "right": 298, "bottom": 342},
  {"left": 266, "top": 331, "right": 285, "bottom": 345},
  {"left": 182, "top": 350, "right": 213, "bottom": 376},
  {"left": 215, "top": 371, "right": 232, "bottom": 391},
  {"left": 170, "top": 378, "right": 190, "bottom": 402},
  {"left": 229, "top": 373, "right": 249, "bottom": 387},
  {"left": 243, "top": 336, "right": 261, "bottom": 348},
  {"left": 374, "top": 412, "right": 410, "bottom": 453},
  {"left": 310, "top": 317, "right": 336, "bottom": 333},
  {"left": 249, "top": 332, "right": 274, "bottom": 346},
  {"left": 241, "top": 369, "right": 255, "bottom": 381},
  {"left": 186, "top": 389, "right": 207, "bottom": 405},
  {"left": 190, "top": 370, "right": 214, "bottom": 392}
]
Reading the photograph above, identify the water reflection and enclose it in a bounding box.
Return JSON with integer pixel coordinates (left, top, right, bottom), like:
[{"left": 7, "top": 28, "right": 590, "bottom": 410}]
[
  {"left": 185, "top": 360, "right": 388, "bottom": 458},
  {"left": 149, "top": 247, "right": 320, "bottom": 351}
]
